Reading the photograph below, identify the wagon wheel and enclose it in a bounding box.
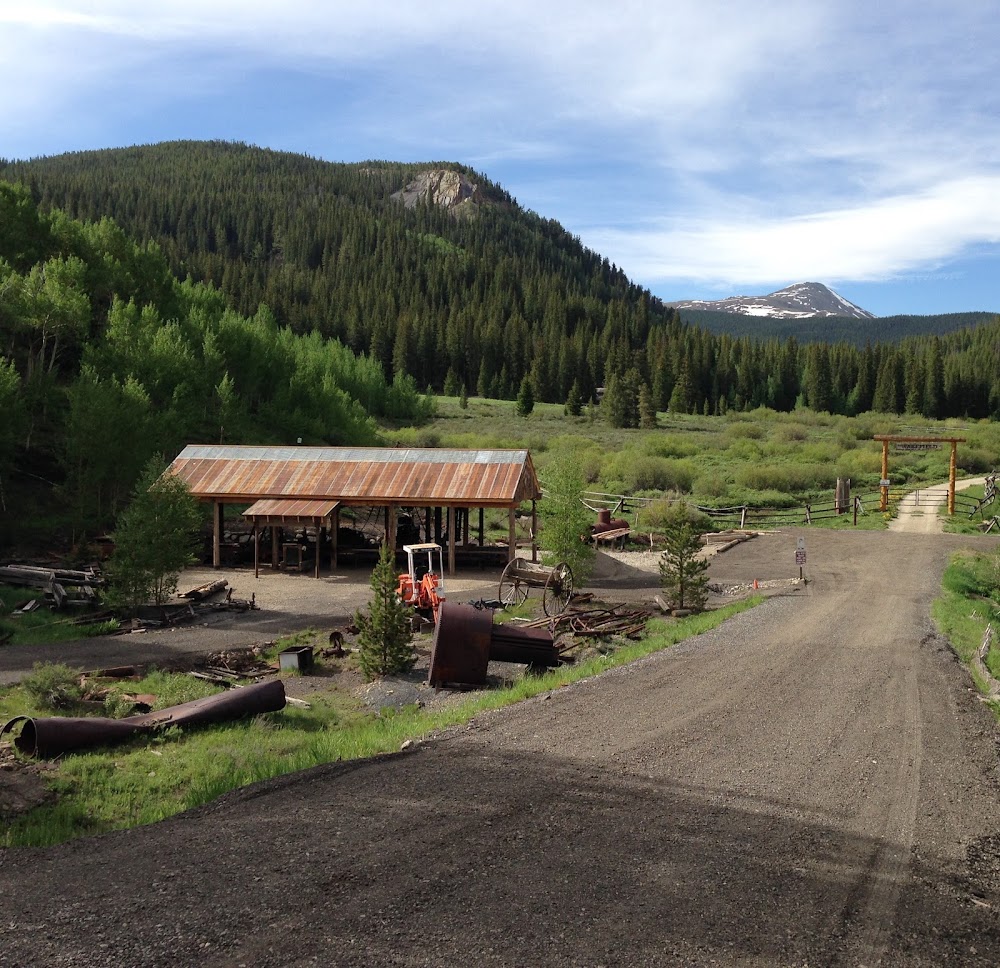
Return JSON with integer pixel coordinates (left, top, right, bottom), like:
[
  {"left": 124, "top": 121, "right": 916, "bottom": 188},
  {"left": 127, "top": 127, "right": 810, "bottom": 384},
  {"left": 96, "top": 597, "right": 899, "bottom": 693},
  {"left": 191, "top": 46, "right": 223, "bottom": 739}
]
[
  {"left": 543, "top": 561, "right": 574, "bottom": 616},
  {"left": 499, "top": 557, "right": 530, "bottom": 607}
]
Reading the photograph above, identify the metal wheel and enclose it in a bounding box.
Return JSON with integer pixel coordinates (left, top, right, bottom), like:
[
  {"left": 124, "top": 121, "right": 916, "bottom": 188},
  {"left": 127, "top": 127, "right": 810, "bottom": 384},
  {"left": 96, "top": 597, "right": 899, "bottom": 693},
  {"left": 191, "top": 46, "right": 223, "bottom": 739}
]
[
  {"left": 542, "top": 561, "right": 574, "bottom": 616},
  {"left": 499, "top": 557, "right": 530, "bottom": 607}
]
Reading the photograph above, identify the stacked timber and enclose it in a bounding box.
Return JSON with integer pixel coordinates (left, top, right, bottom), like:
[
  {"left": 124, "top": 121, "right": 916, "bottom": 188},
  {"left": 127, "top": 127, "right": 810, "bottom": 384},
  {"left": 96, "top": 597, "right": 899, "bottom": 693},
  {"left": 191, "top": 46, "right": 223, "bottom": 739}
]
[{"left": 0, "top": 564, "right": 104, "bottom": 609}]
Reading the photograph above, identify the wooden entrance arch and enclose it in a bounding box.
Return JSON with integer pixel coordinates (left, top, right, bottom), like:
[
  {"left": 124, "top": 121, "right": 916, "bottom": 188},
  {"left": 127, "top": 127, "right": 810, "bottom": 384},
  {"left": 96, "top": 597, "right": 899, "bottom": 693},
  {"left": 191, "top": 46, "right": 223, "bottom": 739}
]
[{"left": 874, "top": 435, "right": 965, "bottom": 514}]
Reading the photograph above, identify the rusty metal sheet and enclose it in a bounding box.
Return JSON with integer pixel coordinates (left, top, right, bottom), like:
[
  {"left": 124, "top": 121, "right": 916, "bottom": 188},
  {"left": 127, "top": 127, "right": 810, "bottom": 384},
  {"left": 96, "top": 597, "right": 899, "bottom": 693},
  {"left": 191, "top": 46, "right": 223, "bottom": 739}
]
[
  {"left": 242, "top": 498, "right": 340, "bottom": 520},
  {"left": 167, "top": 446, "right": 541, "bottom": 506},
  {"left": 1, "top": 680, "right": 287, "bottom": 758}
]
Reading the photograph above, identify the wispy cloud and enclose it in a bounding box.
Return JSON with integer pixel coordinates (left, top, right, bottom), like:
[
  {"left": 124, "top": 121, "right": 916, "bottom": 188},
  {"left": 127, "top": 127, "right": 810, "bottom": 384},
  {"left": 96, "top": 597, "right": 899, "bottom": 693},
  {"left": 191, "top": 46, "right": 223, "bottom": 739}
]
[
  {"left": 2, "top": 1, "right": 999, "bottom": 304},
  {"left": 587, "top": 175, "right": 1000, "bottom": 288}
]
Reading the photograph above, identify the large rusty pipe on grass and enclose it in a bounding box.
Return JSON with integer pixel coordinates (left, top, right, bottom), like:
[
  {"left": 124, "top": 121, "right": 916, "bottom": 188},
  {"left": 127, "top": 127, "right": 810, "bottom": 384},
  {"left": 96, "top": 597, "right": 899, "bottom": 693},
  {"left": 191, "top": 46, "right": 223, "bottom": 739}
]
[{"left": 1, "top": 679, "right": 286, "bottom": 758}]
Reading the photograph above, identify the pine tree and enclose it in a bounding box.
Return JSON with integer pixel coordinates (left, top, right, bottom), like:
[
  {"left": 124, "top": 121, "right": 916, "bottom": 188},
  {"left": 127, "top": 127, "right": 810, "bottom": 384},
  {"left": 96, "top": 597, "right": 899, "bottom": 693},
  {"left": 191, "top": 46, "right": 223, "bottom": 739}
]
[
  {"left": 658, "top": 501, "right": 709, "bottom": 612},
  {"left": 355, "top": 541, "right": 415, "bottom": 681},
  {"left": 515, "top": 373, "right": 535, "bottom": 417},
  {"left": 539, "top": 456, "right": 594, "bottom": 584},
  {"left": 105, "top": 456, "right": 202, "bottom": 609},
  {"left": 639, "top": 382, "right": 658, "bottom": 428},
  {"left": 564, "top": 379, "right": 583, "bottom": 416}
]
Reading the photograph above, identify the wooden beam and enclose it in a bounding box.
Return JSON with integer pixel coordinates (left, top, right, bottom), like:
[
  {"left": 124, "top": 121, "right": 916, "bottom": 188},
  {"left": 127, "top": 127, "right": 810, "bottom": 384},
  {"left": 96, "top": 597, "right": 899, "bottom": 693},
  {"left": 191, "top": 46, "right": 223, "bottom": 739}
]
[
  {"left": 508, "top": 507, "right": 516, "bottom": 562},
  {"left": 332, "top": 507, "right": 339, "bottom": 569},
  {"left": 315, "top": 520, "right": 322, "bottom": 578},
  {"left": 448, "top": 505, "right": 456, "bottom": 576},
  {"left": 880, "top": 438, "right": 890, "bottom": 512},
  {"left": 531, "top": 499, "right": 538, "bottom": 563},
  {"left": 253, "top": 525, "right": 259, "bottom": 579},
  {"left": 213, "top": 501, "right": 223, "bottom": 568},
  {"left": 949, "top": 440, "right": 958, "bottom": 515},
  {"left": 478, "top": 507, "right": 484, "bottom": 547}
]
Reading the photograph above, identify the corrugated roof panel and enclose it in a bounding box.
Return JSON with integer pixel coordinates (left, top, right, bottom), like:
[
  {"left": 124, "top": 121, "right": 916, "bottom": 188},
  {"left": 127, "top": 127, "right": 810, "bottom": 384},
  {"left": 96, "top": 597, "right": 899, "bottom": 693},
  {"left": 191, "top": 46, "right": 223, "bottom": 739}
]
[
  {"left": 175, "top": 444, "right": 529, "bottom": 466},
  {"left": 167, "top": 446, "right": 540, "bottom": 506},
  {"left": 243, "top": 498, "right": 340, "bottom": 519}
]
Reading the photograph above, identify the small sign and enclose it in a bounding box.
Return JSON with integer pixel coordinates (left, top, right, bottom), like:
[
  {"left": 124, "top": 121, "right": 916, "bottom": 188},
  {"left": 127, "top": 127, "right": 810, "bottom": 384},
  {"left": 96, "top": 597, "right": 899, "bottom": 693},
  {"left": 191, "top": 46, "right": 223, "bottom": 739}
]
[
  {"left": 795, "top": 550, "right": 807, "bottom": 566},
  {"left": 880, "top": 479, "right": 891, "bottom": 488},
  {"left": 796, "top": 537, "right": 806, "bottom": 552}
]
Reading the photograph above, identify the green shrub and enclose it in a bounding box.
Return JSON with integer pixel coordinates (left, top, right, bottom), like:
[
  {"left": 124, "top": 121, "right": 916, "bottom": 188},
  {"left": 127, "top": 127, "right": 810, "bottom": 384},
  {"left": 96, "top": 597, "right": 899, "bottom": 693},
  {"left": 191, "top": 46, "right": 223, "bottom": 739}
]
[
  {"left": 640, "top": 435, "right": 698, "bottom": 458},
  {"left": 735, "top": 462, "right": 837, "bottom": 493},
  {"left": 726, "top": 422, "right": 765, "bottom": 440},
  {"left": 21, "top": 662, "right": 83, "bottom": 710},
  {"left": 692, "top": 471, "right": 731, "bottom": 499}
]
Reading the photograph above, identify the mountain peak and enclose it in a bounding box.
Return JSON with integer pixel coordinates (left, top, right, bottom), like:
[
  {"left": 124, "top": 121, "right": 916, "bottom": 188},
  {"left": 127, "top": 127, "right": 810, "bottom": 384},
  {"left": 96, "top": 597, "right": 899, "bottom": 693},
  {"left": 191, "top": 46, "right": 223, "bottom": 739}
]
[{"left": 668, "top": 282, "right": 874, "bottom": 320}]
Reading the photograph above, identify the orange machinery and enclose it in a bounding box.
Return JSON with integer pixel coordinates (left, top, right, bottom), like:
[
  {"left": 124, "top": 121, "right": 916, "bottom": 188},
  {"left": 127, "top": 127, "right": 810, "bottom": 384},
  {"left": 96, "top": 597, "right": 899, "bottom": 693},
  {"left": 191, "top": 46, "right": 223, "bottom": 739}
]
[{"left": 396, "top": 542, "right": 446, "bottom": 622}]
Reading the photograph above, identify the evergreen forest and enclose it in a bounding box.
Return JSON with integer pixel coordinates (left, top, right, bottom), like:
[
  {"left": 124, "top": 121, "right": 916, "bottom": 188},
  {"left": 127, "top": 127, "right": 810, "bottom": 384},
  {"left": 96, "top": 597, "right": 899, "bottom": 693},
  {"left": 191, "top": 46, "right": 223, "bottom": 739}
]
[{"left": 1, "top": 140, "right": 999, "bottom": 548}]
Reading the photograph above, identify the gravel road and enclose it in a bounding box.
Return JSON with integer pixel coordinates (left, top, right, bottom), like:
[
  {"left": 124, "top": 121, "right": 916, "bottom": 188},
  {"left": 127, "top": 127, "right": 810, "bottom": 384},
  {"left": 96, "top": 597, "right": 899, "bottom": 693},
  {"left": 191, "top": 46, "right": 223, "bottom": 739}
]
[{"left": 2, "top": 528, "right": 1000, "bottom": 967}]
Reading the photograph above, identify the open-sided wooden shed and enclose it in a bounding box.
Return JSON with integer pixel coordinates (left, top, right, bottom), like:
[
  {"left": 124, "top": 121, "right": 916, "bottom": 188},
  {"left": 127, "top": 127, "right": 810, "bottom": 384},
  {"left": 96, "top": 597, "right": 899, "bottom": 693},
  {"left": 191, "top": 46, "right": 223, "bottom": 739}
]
[{"left": 165, "top": 445, "right": 542, "bottom": 576}]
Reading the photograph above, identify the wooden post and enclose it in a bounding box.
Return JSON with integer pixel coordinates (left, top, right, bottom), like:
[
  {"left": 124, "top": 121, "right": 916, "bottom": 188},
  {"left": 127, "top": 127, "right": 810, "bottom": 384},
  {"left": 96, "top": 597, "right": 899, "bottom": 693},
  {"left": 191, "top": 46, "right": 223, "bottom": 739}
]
[
  {"left": 387, "top": 505, "right": 397, "bottom": 552},
  {"left": 508, "top": 507, "right": 516, "bottom": 562},
  {"left": 271, "top": 525, "right": 280, "bottom": 571},
  {"left": 253, "top": 524, "right": 259, "bottom": 579},
  {"left": 315, "top": 520, "right": 322, "bottom": 579},
  {"left": 478, "top": 507, "right": 484, "bottom": 547},
  {"left": 447, "top": 506, "right": 456, "bottom": 576},
  {"left": 332, "top": 508, "right": 339, "bottom": 569},
  {"left": 531, "top": 499, "right": 538, "bottom": 563},
  {"left": 880, "top": 438, "right": 890, "bottom": 511},
  {"left": 213, "top": 501, "right": 223, "bottom": 568},
  {"left": 949, "top": 441, "right": 957, "bottom": 514}
]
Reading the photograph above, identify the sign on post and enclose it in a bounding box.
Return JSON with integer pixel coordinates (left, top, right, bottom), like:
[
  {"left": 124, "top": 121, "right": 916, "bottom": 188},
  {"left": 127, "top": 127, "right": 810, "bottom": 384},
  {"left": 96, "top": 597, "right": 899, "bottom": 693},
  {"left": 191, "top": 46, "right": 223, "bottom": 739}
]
[{"left": 795, "top": 537, "right": 806, "bottom": 575}]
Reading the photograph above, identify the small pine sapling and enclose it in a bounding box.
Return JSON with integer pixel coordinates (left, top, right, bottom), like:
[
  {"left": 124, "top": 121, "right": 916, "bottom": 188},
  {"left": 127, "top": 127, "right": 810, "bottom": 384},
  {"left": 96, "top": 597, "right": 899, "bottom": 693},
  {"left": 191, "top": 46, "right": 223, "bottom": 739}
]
[
  {"left": 659, "top": 501, "right": 709, "bottom": 611},
  {"left": 355, "top": 541, "right": 416, "bottom": 680}
]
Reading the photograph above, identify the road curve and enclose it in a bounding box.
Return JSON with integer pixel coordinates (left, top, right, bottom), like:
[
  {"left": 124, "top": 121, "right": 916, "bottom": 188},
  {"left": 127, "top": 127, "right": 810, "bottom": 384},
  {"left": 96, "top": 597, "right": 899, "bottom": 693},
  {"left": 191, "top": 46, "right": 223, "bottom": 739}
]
[{"left": 2, "top": 529, "right": 999, "bottom": 967}]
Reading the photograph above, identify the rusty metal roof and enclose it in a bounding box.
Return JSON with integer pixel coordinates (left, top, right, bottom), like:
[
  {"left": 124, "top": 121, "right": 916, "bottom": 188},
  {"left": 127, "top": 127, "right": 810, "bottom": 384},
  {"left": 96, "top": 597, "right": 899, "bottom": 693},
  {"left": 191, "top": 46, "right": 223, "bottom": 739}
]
[
  {"left": 242, "top": 499, "right": 340, "bottom": 522},
  {"left": 168, "top": 446, "right": 540, "bottom": 507}
]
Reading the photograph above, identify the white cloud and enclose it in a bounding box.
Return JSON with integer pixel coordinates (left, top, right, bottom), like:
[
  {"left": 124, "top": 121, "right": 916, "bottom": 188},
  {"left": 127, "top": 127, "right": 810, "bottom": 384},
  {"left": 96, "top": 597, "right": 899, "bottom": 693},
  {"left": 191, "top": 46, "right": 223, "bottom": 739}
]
[
  {"left": 3, "top": 0, "right": 1000, "bottom": 294},
  {"left": 586, "top": 175, "right": 1000, "bottom": 287}
]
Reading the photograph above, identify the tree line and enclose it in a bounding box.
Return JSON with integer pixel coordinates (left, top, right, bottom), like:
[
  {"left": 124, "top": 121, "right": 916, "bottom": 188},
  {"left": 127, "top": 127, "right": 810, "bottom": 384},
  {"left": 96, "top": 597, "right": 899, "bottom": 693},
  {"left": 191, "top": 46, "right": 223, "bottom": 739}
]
[
  {"left": 0, "top": 181, "right": 429, "bottom": 548},
  {"left": 3, "top": 141, "right": 997, "bottom": 426}
]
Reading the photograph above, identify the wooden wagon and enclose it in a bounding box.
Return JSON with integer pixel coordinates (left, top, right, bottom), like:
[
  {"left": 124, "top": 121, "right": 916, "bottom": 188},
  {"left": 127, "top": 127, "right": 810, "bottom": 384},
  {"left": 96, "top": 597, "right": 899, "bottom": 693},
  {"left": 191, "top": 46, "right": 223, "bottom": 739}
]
[{"left": 498, "top": 557, "right": 574, "bottom": 616}]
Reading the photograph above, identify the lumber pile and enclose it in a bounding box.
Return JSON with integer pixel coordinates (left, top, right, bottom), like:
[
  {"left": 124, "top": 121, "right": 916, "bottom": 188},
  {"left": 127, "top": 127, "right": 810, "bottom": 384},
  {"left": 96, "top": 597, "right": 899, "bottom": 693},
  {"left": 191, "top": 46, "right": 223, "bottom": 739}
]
[
  {"left": 523, "top": 601, "right": 652, "bottom": 642},
  {"left": 0, "top": 564, "right": 104, "bottom": 609}
]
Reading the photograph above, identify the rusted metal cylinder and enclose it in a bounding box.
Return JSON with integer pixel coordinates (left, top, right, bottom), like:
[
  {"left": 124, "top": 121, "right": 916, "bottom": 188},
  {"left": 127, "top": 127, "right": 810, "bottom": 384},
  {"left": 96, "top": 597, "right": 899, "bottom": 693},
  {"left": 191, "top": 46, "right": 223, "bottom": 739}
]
[
  {"left": 596, "top": 509, "right": 612, "bottom": 527},
  {"left": 428, "top": 602, "right": 558, "bottom": 687},
  {"left": 428, "top": 603, "right": 493, "bottom": 687},
  {"left": 489, "top": 624, "right": 560, "bottom": 668},
  {"left": 2, "top": 679, "right": 287, "bottom": 758}
]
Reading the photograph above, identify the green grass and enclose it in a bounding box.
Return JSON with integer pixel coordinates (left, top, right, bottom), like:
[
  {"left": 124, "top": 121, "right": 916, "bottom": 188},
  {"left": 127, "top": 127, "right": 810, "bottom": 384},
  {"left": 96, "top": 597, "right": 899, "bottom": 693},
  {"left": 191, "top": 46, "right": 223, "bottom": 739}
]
[
  {"left": 0, "top": 587, "right": 119, "bottom": 647},
  {"left": 932, "top": 550, "right": 1000, "bottom": 698},
  {"left": 1, "top": 596, "right": 760, "bottom": 846},
  {"left": 389, "top": 398, "right": 994, "bottom": 527}
]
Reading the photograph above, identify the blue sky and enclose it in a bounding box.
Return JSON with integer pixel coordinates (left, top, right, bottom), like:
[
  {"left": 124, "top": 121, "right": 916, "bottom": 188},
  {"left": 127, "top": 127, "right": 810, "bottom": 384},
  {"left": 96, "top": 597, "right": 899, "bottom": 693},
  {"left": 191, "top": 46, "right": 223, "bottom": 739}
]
[{"left": 2, "top": 0, "right": 999, "bottom": 317}]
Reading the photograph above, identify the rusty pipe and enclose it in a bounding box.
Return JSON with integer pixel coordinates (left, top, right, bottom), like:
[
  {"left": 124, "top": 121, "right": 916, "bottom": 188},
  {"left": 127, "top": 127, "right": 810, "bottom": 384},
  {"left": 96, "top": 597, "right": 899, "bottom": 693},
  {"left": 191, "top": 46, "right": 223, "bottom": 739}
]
[{"left": 1, "top": 679, "right": 286, "bottom": 758}]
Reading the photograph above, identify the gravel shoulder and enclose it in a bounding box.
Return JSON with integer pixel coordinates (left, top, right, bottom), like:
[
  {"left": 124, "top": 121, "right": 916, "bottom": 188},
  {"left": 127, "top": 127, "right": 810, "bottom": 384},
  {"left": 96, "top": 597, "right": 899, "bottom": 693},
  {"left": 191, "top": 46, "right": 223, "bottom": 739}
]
[{"left": 2, "top": 529, "right": 1000, "bottom": 966}]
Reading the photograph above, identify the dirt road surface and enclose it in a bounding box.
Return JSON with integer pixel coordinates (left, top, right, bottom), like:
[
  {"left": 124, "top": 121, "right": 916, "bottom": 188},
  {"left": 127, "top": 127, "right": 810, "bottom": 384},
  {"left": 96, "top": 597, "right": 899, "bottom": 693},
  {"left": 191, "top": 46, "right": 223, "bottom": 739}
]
[
  {"left": 3, "top": 528, "right": 1000, "bottom": 967},
  {"left": 890, "top": 476, "right": 988, "bottom": 534}
]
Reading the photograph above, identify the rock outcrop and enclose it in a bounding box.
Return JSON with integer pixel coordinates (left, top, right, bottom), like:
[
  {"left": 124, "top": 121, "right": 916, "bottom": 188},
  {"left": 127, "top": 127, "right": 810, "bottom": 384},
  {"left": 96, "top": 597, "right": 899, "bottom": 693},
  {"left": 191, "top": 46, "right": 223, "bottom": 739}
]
[{"left": 392, "top": 170, "right": 483, "bottom": 212}]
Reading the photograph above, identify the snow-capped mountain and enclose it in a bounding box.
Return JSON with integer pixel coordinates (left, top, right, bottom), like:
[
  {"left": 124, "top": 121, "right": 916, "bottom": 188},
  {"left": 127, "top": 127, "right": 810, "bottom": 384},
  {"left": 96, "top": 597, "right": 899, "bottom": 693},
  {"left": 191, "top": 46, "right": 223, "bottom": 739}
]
[{"left": 668, "top": 282, "right": 874, "bottom": 320}]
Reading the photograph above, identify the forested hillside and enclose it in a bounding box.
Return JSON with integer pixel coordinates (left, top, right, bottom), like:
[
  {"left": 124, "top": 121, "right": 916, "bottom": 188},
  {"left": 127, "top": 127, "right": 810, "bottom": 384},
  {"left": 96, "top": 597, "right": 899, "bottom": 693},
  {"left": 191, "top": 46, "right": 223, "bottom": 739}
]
[
  {"left": 3, "top": 141, "right": 998, "bottom": 425},
  {"left": 679, "top": 308, "right": 994, "bottom": 346},
  {"left": 0, "top": 181, "right": 428, "bottom": 548}
]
